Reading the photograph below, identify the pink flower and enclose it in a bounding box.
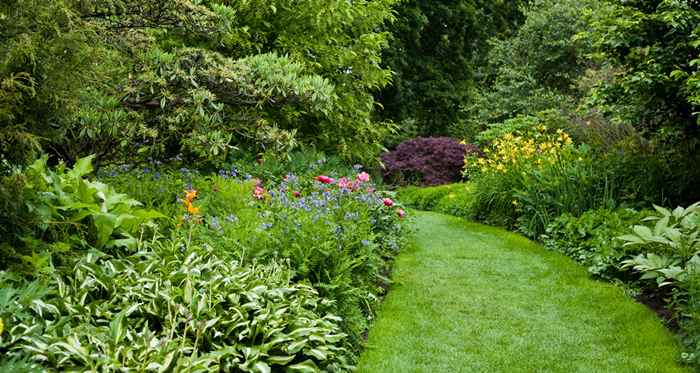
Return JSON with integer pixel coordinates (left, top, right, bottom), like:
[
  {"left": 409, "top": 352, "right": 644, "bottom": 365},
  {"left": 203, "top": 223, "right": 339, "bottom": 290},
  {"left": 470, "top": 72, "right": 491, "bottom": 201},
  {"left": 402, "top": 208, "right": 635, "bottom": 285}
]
[
  {"left": 292, "top": 191, "right": 301, "bottom": 198},
  {"left": 338, "top": 177, "right": 351, "bottom": 189},
  {"left": 383, "top": 198, "right": 394, "bottom": 207},
  {"left": 315, "top": 175, "right": 334, "bottom": 184},
  {"left": 356, "top": 172, "right": 370, "bottom": 183},
  {"left": 397, "top": 208, "right": 406, "bottom": 219},
  {"left": 253, "top": 186, "right": 265, "bottom": 200}
]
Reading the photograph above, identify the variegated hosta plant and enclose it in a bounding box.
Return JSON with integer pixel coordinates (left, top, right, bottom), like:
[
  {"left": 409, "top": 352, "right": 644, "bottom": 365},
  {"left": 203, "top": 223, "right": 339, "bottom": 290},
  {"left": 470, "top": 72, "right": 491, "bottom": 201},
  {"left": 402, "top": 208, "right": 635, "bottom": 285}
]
[
  {"left": 0, "top": 239, "right": 352, "bottom": 372},
  {"left": 620, "top": 202, "right": 700, "bottom": 287}
]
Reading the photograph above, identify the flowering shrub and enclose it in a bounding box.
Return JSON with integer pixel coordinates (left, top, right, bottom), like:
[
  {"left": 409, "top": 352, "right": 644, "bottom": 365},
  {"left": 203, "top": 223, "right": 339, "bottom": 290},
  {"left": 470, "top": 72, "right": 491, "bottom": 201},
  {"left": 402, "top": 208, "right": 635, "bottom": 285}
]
[{"left": 381, "top": 137, "right": 480, "bottom": 186}]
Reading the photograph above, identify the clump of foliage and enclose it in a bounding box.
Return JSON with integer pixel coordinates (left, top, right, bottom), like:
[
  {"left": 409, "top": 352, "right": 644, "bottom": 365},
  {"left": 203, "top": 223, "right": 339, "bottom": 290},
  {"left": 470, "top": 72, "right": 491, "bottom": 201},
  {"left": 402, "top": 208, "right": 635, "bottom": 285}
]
[
  {"left": 542, "top": 208, "right": 645, "bottom": 279},
  {"left": 0, "top": 252, "right": 352, "bottom": 371},
  {"left": 618, "top": 202, "right": 700, "bottom": 365},
  {"left": 0, "top": 156, "right": 163, "bottom": 274},
  {"left": 381, "top": 137, "right": 479, "bottom": 186}
]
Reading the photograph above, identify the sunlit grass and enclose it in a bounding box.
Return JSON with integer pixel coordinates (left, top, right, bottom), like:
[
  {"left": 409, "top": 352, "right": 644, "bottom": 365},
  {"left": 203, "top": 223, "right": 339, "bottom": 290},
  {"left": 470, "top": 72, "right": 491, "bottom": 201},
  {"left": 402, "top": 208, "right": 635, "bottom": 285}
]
[{"left": 359, "top": 211, "right": 687, "bottom": 372}]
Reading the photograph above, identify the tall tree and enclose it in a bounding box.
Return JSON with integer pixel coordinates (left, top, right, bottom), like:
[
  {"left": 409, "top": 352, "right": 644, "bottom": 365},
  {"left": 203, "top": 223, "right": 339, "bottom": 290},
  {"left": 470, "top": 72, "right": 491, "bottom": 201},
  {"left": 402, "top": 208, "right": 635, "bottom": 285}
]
[{"left": 377, "top": 0, "right": 524, "bottom": 139}]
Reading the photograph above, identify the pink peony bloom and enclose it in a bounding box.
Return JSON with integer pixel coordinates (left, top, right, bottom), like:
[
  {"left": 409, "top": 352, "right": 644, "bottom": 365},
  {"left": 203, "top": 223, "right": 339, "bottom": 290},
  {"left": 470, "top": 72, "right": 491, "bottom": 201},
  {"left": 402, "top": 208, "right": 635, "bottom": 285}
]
[
  {"left": 253, "top": 186, "right": 266, "bottom": 200},
  {"left": 356, "top": 172, "right": 370, "bottom": 183},
  {"left": 383, "top": 198, "right": 394, "bottom": 207},
  {"left": 315, "top": 175, "right": 334, "bottom": 184},
  {"left": 397, "top": 208, "right": 406, "bottom": 219},
  {"left": 338, "top": 177, "right": 351, "bottom": 189}
]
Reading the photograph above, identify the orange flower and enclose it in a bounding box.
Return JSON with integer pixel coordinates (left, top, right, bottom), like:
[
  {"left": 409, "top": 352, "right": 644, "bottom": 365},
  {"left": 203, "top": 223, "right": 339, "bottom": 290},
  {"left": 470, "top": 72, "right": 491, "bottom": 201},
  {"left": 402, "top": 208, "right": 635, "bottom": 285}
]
[
  {"left": 187, "top": 204, "right": 200, "bottom": 215},
  {"left": 184, "top": 189, "right": 198, "bottom": 203}
]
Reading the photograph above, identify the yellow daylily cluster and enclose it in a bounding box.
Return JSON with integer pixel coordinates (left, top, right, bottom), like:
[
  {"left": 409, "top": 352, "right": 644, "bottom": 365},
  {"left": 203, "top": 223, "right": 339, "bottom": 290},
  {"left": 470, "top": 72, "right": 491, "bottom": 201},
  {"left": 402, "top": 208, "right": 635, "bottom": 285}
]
[{"left": 466, "top": 127, "right": 574, "bottom": 175}]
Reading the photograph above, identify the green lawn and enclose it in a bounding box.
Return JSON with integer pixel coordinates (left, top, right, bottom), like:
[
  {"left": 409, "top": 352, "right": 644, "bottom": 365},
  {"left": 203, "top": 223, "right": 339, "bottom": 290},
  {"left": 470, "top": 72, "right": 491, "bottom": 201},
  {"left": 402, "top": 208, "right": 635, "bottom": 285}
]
[{"left": 358, "top": 211, "right": 687, "bottom": 372}]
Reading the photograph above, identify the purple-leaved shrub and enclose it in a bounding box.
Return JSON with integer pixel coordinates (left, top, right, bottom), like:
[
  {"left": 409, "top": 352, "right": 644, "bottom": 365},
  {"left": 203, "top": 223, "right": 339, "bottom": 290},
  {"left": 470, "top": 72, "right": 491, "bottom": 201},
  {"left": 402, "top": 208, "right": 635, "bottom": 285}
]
[{"left": 381, "top": 137, "right": 480, "bottom": 186}]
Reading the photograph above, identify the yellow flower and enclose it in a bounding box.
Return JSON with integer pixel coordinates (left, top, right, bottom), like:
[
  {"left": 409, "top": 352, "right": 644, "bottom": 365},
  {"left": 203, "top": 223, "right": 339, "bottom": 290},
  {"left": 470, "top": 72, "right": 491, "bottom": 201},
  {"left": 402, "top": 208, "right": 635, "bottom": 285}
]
[
  {"left": 496, "top": 163, "right": 506, "bottom": 172},
  {"left": 0, "top": 318, "right": 3, "bottom": 336}
]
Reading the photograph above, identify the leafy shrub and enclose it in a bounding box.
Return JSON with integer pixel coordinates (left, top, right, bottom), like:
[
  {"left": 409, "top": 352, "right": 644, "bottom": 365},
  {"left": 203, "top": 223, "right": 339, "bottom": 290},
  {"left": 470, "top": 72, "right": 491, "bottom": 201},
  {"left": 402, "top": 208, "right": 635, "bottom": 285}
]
[
  {"left": 618, "top": 202, "right": 700, "bottom": 365},
  {"left": 381, "top": 137, "right": 480, "bottom": 186},
  {"left": 0, "top": 156, "right": 163, "bottom": 274},
  {"left": 620, "top": 202, "right": 700, "bottom": 288},
  {"left": 542, "top": 208, "right": 644, "bottom": 279}
]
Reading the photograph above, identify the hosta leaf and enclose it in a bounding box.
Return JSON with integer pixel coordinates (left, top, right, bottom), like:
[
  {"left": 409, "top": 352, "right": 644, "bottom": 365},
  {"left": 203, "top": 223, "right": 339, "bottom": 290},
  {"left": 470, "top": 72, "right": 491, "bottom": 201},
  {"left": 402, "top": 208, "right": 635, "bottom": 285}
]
[
  {"left": 286, "top": 340, "right": 306, "bottom": 354},
  {"left": 110, "top": 310, "right": 127, "bottom": 345},
  {"left": 618, "top": 234, "right": 644, "bottom": 245},
  {"left": 254, "top": 361, "right": 271, "bottom": 373},
  {"left": 306, "top": 348, "right": 327, "bottom": 361},
  {"left": 267, "top": 355, "right": 295, "bottom": 365},
  {"left": 159, "top": 351, "right": 178, "bottom": 373},
  {"left": 288, "top": 360, "right": 319, "bottom": 373},
  {"left": 654, "top": 216, "right": 670, "bottom": 235},
  {"left": 93, "top": 213, "right": 117, "bottom": 248},
  {"left": 632, "top": 225, "right": 653, "bottom": 240},
  {"left": 69, "top": 155, "right": 95, "bottom": 179}
]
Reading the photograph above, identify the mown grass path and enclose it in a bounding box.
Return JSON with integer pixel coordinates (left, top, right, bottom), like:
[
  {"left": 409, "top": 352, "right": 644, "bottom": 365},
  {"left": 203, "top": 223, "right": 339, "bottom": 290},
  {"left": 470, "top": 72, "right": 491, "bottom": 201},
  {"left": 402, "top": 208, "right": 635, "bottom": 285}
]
[{"left": 358, "top": 211, "right": 687, "bottom": 372}]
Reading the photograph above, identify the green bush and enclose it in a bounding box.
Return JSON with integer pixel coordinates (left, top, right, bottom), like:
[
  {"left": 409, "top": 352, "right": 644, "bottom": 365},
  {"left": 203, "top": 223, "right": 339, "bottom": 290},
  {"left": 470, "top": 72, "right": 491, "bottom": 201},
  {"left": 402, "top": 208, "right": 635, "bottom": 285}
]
[
  {"left": 617, "top": 202, "right": 700, "bottom": 365},
  {"left": 0, "top": 156, "right": 163, "bottom": 274}
]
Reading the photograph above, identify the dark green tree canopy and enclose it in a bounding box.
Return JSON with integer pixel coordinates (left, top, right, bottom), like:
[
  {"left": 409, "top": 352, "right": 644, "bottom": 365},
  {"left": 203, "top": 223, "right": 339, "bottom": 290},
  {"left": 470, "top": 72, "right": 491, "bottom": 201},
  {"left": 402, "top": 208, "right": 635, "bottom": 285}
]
[{"left": 377, "top": 0, "right": 524, "bottom": 138}]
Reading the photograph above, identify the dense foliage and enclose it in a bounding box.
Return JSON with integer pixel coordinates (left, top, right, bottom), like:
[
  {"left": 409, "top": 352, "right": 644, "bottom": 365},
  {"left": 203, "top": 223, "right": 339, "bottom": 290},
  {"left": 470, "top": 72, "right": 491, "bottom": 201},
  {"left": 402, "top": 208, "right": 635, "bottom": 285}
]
[
  {"left": 1, "top": 0, "right": 398, "bottom": 167},
  {"left": 381, "top": 137, "right": 479, "bottom": 186},
  {"left": 377, "top": 0, "right": 524, "bottom": 138},
  {"left": 0, "top": 158, "right": 407, "bottom": 370}
]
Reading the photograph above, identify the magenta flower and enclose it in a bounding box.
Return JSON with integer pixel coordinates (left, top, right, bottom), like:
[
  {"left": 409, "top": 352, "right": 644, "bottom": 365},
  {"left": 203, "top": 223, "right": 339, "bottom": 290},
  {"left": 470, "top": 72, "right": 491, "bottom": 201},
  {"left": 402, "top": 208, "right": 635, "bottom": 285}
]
[
  {"left": 383, "top": 198, "right": 394, "bottom": 207},
  {"left": 316, "top": 175, "right": 334, "bottom": 184},
  {"left": 338, "top": 177, "right": 351, "bottom": 189}
]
